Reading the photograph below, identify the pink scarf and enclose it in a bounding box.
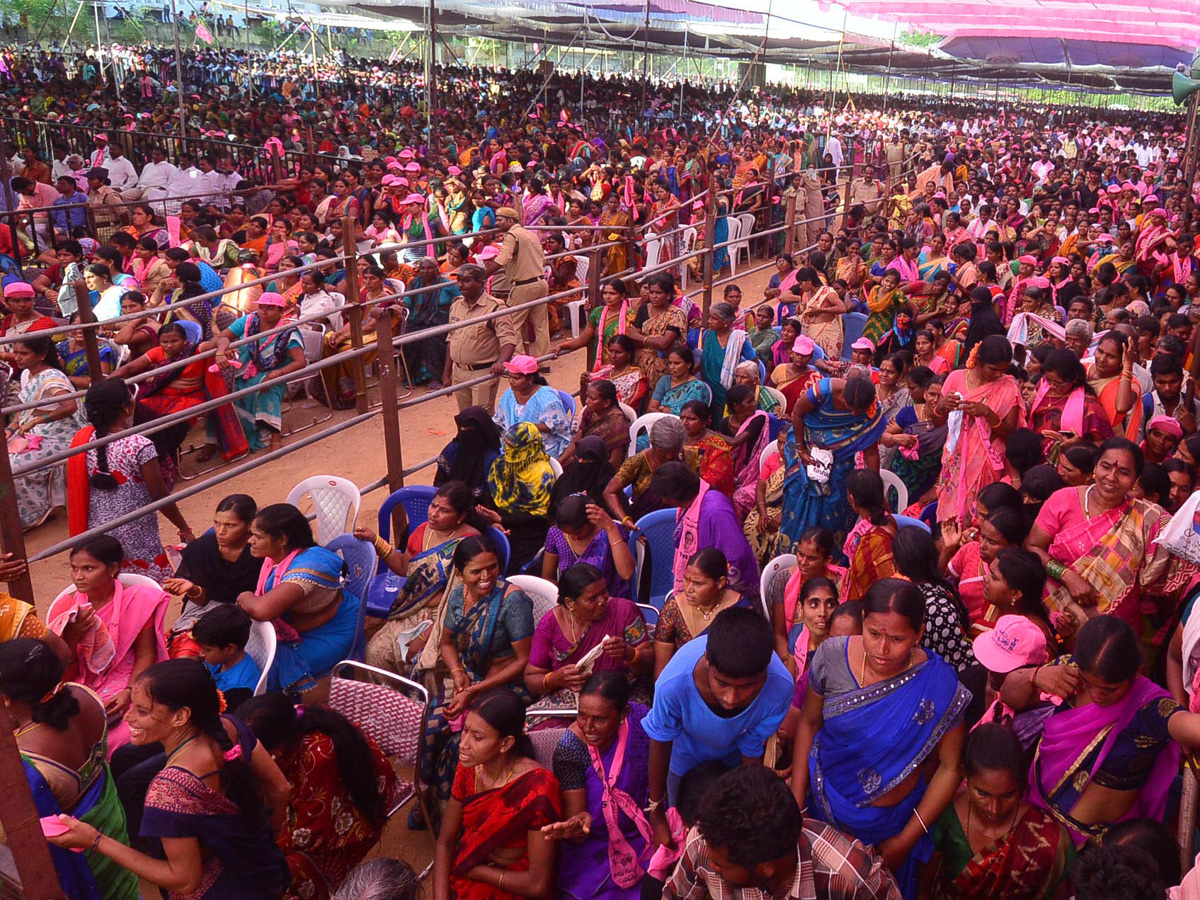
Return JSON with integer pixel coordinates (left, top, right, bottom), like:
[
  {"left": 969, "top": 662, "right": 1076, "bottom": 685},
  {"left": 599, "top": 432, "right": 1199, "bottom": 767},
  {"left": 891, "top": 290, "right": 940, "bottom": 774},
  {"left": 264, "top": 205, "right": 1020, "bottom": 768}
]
[
  {"left": 672, "top": 481, "right": 711, "bottom": 592},
  {"left": 255, "top": 550, "right": 303, "bottom": 643},
  {"left": 592, "top": 302, "right": 628, "bottom": 373},
  {"left": 647, "top": 809, "right": 686, "bottom": 880},
  {"left": 1030, "top": 379, "right": 1085, "bottom": 436},
  {"left": 589, "top": 721, "right": 652, "bottom": 888}
]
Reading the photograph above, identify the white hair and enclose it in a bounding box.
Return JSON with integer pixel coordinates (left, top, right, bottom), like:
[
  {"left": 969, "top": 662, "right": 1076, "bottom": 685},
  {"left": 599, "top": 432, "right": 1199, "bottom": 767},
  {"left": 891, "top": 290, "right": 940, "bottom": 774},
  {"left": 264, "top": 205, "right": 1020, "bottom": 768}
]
[{"left": 332, "top": 859, "right": 418, "bottom": 900}]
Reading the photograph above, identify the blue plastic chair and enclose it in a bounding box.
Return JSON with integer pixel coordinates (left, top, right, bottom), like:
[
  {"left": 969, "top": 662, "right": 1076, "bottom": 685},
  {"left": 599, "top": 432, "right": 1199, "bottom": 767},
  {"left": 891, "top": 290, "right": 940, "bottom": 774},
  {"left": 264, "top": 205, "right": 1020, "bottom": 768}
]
[
  {"left": 919, "top": 501, "right": 938, "bottom": 527},
  {"left": 627, "top": 508, "right": 678, "bottom": 609},
  {"left": 176, "top": 320, "right": 202, "bottom": 345},
  {"left": 365, "top": 485, "right": 438, "bottom": 618},
  {"left": 556, "top": 390, "right": 576, "bottom": 424},
  {"left": 486, "top": 526, "right": 512, "bottom": 576},
  {"left": 757, "top": 359, "right": 768, "bottom": 384},
  {"left": 326, "top": 534, "right": 375, "bottom": 663},
  {"left": 841, "top": 312, "right": 868, "bottom": 360},
  {"left": 894, "top": 514, "right": 931, "bottom": 534}
]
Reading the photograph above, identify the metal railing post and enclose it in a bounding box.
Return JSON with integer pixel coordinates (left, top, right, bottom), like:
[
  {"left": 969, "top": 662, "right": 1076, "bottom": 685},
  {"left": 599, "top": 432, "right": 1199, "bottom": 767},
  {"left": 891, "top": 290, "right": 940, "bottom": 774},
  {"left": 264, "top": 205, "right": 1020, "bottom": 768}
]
[
  {"left": 625, "top": 225, "right": 638, "bottom": 281},
  {"left": 341, "top": 216, "right": 369, "bottom": 415},
  {"left": 587, "top": 241, "right": 601, "bottom": 310},
  {"left": 74, "top": 279, "right": 104, "bottom": 382}
]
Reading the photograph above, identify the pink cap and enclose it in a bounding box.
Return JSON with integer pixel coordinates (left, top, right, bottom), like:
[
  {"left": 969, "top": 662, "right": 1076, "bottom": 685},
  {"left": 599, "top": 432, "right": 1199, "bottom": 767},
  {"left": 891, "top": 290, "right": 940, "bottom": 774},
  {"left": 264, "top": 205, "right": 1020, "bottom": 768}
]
[
  {"left": 386, "top": 161, "right": 402, "bottom": 171},
  {"left": 384, "top": 156, "right": 398, "bottom": 164},
  {"left": 1029, "top": 276, "right": 1051, "bottom": 290},
  {"left": 1106, "top": 184, "right": 1122, "bottom": 194},
  {"left": 447, "top": 165, "right": 462, "bottom": 175},
  {"left": 398, "top": 148, "right": 414, "bottom": 159},
  {"left": 404, "top": 162, "right": 422, "bottom": 173},
  {"left": 3, "top": 282, "right": 35, "bottom": 299},
  {"left": 477, "top": 245, "right": 501, "bottom": 260},
  {"left": 256, "top": 291, "right": 288, "bottom": 307},
  {"left": 402, "top": 193, "right": 426, "bottom": 206},
  {"left": 1148, "top": 415, "right": 1183, "bottom": 438},
  {"left": 381, "top": 174, "right": 400, "bottom": 186},
  {"left": 851, "top": 337, "right": 875, "bottom": 352},
  {"left": 1051, "top": 256, "right": 1070, "bottom": 265},
  {"left": 95, "top": 133, "right": 108, "bottom": 142},
  {"left": 972, "top": 615, "right": 1048, "bottom": 673},
  {"left": 503, "top": 354, "right": 539, "bottom": 375},
  {"left": 1018, "top": 254, "right": 1037, "bottom": 266},
  {"left": 792, "top": 336, "right": 815, "bottom": 355}
]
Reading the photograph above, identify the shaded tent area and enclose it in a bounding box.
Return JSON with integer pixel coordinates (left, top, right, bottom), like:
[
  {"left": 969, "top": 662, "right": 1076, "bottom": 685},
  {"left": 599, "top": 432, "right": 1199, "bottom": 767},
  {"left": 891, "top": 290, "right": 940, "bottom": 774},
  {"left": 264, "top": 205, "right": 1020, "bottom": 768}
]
[{"left": 310, "top": 0, "right": 1196, "bottom": 94}]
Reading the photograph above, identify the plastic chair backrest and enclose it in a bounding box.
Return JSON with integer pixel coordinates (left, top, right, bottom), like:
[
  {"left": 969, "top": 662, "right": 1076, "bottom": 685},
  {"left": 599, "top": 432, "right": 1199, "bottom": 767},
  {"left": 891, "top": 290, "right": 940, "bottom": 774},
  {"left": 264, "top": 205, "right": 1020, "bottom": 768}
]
[
  {"left": 286, "top": 475, "right": 361, "bottom": 544},
  {"left": 628, "top": 507, "right": 678, "bottom": 608},
  {"left": 894, "top": 514, "right": 931, "bottom": 533},
  {"left": 556, "top": 390, "right": 577, "bottom": 424},
  {"left": 329, "top": 660, "right": 430, "bottom": 770},
  {"left": 548, "top": 456, "right": 563, "bottom": 479},
  {"left": 841, "top": 313, "right": 868, "bottom": 361},
  {"left": 486, "top": 526, "right": 512, "bottom": 575},
  {"left": 760, "top": 554, "right": 797, "bottom": 622},
  {"left": 760, "top": 441, "right": 780, "bottom": 471},
  {"left": 245, "top": 619, "right": 276, "bottom": 695},
  {"left": 299, "top": 325, "right": 325, "bottom": 363},
  {"left": 618, "top": 403, "right": 637, "bottom": 425},
  {"left": 764, "top": 386, "right": 787, "bottom": 410},
  {"left": 175, "top": 320, "right": 202, "bottom": 345},
  {"left": 644, "top": 235, "right": 662, "bottom": 271},
  {"left": 574, "top": 255, "right": 590, "bottom": 284},
  {"left": 326, "top": 533, "right": 374, "bottom": 662},
  {"left": 377, "top": 485, "right": 437, "bottom": 543},
  {"left": 919, "top": 501, "right": 938, "bottom": 526},
  {"left": 506, "top": 574, "right": 559, "bottom": 624},
  {"left": 757, "top": 359, "right": 768, "bottom": 384},
  {"left": 628, "top": 412, "right": 677, "bottom": 457},
  {"left": 880, "top": 469, "right": 909, "bottom": 514},
  {"left": 529, "top": 727, "right": 567, "bottom": 769}
]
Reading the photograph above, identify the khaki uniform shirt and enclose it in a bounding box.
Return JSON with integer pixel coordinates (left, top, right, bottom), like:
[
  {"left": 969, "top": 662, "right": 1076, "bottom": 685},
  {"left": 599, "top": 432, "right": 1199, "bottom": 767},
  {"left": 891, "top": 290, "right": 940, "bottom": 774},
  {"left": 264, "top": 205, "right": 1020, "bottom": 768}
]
[
  {"left": 447, "top": 291, "right": 520, "bottom": 367},
  {"left": 496, "top": 224, "right": 545, "bottom": 283}
]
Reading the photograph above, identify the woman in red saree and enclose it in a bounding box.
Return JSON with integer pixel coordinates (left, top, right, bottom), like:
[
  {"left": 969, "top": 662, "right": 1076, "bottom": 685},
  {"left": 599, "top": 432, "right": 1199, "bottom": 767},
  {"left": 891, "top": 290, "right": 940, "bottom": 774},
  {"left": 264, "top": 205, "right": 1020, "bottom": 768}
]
[
  {"left": 931, "top": 335, "right": 1024, "bottom": 526},
  {"left": 926, "top": 724, "right": 1072, "bottom": 900},
  {"left": 1028, "top": 349, "right": 1113, "bottom": 459},
  {"left": 241, "top": 694, "right": 396, "bottom": 900},
  {"left": 843, "top": 469, "right": 898, "bottom": 602},
  {"left": 433, "top": 691, "right": 561, "bottom": 900}
]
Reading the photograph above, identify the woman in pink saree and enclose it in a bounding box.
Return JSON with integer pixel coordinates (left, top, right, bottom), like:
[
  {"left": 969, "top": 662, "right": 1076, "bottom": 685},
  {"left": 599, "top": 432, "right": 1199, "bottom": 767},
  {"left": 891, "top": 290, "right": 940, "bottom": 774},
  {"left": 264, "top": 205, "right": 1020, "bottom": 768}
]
[
  {"left": 1000, "top": 616, "right": 1200, "bottom": 846},
  {"left": 1028, "top": 349, "right": 1113, "bottom": 459},
  {"left": 47, "top": 536, "right": 169, "bottom": 750},
  {"left": 1025, "top": 438, "right": 1192, "bottom": 632},
  {"left": 931, "top": 336, "right": 1024, "bottom": 525}
]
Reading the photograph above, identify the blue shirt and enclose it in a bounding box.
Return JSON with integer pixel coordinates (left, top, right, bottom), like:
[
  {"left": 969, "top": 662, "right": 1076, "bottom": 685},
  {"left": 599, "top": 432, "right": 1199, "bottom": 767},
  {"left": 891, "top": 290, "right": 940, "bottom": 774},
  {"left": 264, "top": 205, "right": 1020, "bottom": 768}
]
[
  {"left": 642, "top": 635, "right": 792, "bottom": 775},
  {"left": 51, "top": 194, "right": 88, "bottom": 232},
  {"left": 208, "top": 654, "right": 262, "bottom": 694}
]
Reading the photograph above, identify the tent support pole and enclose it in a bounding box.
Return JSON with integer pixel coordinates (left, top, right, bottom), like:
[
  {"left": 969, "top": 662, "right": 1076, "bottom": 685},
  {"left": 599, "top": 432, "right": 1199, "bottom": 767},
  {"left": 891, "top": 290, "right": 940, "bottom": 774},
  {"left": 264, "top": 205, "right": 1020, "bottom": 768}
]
[
  {"left": 580, "top": 7, "right": 587, "bottom": 112},
  {"left": 427, "top": 0, "right": 437, "bottom": 151},
  {"left": 678, "top": 23, "right": 687, "bottom": 117},
  {"left": 882, "top": 21, "right": 897, "bottom": 110},
  {"left": 171, "top": 0, "right": 186, "bottom": 143},
  {"left": 640, "top": 0, "right": 650, "bottom": 113}
]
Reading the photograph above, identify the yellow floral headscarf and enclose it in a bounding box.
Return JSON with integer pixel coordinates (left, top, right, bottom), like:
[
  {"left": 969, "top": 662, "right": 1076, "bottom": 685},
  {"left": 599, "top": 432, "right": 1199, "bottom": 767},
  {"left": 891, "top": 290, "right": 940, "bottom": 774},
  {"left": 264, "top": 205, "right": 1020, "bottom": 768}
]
[{"left": 488, "top": 423, "right": 554, "bottom": 517}]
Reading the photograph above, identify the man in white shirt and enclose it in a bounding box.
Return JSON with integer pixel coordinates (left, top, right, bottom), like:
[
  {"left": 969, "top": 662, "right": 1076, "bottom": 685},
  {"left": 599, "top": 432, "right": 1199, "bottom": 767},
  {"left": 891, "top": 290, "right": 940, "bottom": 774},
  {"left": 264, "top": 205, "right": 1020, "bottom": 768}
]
[
  {"left": 164, "top": 152, "right": 202, "bottom": 212},
  {"left": 137, "top": 146, "right": 178, "bottom": 201},
  {"left": 88, "top": 133, "right": 112, "bottom": 170},
  {"left": 825, "top": 134, "right": 844, "bottom": 170},
  {"left": 50, "top": 146, "right": 73, "bottom": 183},
  {"left": 105, "top": 144, "right": 141, "bottom": 199}
]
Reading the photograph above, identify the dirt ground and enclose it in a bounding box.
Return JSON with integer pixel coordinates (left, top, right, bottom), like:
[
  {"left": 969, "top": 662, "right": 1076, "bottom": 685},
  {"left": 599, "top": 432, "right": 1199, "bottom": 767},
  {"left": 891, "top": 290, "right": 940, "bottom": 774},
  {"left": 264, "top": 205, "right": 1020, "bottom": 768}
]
[{"left": 21, "top": 261, "right": 777, "bottom": 878}]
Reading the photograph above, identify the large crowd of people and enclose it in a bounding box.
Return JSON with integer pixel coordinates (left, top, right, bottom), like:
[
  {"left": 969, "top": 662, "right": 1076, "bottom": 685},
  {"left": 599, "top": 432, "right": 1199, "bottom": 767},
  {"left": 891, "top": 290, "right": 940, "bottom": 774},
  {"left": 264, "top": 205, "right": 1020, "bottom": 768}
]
[{"left": 0, "top": 33, "right": 1200, "bottom": 900}]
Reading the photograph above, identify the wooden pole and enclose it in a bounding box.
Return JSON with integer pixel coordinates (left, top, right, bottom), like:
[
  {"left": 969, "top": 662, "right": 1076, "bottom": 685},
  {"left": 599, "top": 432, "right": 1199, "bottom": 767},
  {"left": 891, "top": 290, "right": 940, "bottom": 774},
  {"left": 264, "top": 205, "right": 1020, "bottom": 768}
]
[
  {"left": 0, "top": 441, "right": 34, "bottom": 605},
  {"left": 0, "top": 700, "right": 64, "bottom": 898},
  {"left": 74, "top": 279, "right": 103, "bottom": 382},
  {"left": 702, "top": 193, "right": 716, "bottom": 317},
  {"left": 373, "top": 307, "right": 405, "bottom": 495},
  {"left": 341, "top": 215, "right": 368, "bottom": 415},
  {"left": 784, "top": 190, "right": 797, "bottom": 256}
]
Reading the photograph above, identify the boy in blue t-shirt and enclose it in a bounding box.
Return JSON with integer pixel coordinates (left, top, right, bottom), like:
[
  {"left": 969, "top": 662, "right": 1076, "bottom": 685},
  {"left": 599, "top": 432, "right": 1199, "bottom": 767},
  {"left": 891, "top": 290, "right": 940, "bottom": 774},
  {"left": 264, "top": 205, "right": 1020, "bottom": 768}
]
[
  {"left": 643, "top": 607, "right": 793, "bottom": 846},
  {"left": 192, "top": 604, "right": 261, "bottom": 713}
]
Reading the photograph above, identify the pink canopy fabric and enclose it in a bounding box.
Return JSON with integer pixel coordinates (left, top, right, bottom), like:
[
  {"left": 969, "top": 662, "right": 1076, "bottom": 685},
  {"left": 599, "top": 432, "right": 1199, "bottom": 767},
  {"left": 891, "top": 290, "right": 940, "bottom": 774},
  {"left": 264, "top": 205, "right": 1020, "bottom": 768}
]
[{"left": 817, "top": 0, "right": 1200, "bottom": 51}]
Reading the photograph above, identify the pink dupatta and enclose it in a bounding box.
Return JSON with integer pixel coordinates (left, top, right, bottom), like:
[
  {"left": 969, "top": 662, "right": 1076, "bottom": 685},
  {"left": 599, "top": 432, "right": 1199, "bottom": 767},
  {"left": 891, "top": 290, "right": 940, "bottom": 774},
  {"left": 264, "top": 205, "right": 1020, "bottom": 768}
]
[
  {"left": 672, "top": 481, "right": 712, "bottom": 592},
  {"left": 1029, "top": 380, "right": 1086, "bottom": 436},
  {"left": 588, "top": 720, "right": 652, "bottom": 888}
]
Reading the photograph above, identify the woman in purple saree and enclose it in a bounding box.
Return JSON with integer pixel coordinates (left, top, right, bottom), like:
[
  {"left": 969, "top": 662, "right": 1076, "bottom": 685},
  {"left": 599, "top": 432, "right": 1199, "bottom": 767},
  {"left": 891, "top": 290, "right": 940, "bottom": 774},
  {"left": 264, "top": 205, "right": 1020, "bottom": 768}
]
[
  {"left": 545, "top": 672, "right": 651, "bottom": 900},
  {"left": 1001, "top": 616, "right": 1200, "bottom": 846}
]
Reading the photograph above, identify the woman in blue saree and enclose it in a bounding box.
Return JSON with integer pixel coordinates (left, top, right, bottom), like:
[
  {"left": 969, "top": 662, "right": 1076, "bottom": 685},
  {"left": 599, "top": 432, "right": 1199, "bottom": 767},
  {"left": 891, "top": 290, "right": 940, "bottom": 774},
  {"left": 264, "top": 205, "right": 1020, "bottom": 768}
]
[
  {"left": 699, "top": 301, "right": 756, "bottom": 418},
  {"left": 416, "top": 534, "right": 534, "bottom": 820},
  {"left": 792, "top": 579, "right": 970, "bottom": 900},
  {"left": 202, "top": 292, "right": 306, "bottom": 454},
  {"left": 0, "top": 639, "right": 137, "bottom": 900},
  {"left": 781, "top": 375, "right": 886, "bottom": 553},
  {"left": 237, "top": 504, "right": 360, "bottom": 696}
]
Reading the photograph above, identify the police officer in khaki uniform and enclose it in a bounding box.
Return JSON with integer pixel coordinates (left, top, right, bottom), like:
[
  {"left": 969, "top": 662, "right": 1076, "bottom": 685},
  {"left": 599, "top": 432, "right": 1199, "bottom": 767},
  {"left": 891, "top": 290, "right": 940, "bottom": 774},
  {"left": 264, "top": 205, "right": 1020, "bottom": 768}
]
[
  {"left": 443, "top": 263, "right": 520, "bottom": 412},
  {"left": 483, "top": 206, "right": 550, "bottom": 363}
]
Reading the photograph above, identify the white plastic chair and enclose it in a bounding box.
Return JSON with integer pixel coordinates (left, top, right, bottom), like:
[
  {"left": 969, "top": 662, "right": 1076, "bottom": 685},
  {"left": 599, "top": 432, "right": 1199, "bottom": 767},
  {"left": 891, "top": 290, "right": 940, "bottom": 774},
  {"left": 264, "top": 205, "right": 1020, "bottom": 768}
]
[
  {"left": 760, "top": 554, "right": 797, "bottom": 623},
  {"left": 644, "top": 233, "right": 662, "bottom": 272},
  {"left": 51, "top": 573, "right": 168, "bottom": 609},
  {"left": 283, "top": 323, "right": 334, "bottom": 433},
  {"left": 244, "top": 619, "right": 276, "bottom": 696},
  {"left": 507, "top": 574, "right": 559, "bottom": 624},
  {"left": 881, "top": 469, "right": 909, "bottom": 514},
  {"left": 763, "top": 385, "right": 787, "bottom": 409},
  {"left": 548, "top": 456, "right": 563, "bottom": 480},
  {"left": 618, "top": 403, "right": 637, "bottom": 426},
  {"left": 529, "top": 727, "right": 567, "bottom": 768},
  {"left": 759, "top": 441, "right": 780, "bottom": 472},
  {"left": 725, "top": 217, "right": 741, "bottom": 276},
  {"left": 681, "top": 227, "right": 698, "bottom": 290},
  {"left": 574, "top": 255, "right": 590, "bottom": 285},
  {"left": 566, "top": 298, "right": 589, "bottom": 338},
  {"left": 286, "top": 475, "right": 362, "bottom": 543},
  {"left": 628, "top": 411, "right": 677, "bottom": 457},
  {"left": 736, "top": 212, "right": 757, "bottom": 265}
]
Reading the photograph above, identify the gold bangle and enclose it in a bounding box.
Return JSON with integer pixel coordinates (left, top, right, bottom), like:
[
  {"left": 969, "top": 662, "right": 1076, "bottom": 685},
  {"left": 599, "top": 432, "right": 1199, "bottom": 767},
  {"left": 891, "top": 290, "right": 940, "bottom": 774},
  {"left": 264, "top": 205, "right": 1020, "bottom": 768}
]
[
  {"left": 498, "top": 871, "right": 506, "bottom": 890},
  {"left": 451, "top": 667, "right": 466, "bottom": 675},
  {"left": 372, "top": 535, "right": 394, "bottom": 558}
]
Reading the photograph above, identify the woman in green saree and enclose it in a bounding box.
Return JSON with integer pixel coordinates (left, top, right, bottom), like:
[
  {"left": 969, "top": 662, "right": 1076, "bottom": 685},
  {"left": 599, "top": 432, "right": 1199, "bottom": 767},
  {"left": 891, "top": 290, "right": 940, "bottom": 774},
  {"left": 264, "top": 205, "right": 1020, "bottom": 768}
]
[{"left": 0, "top": 639, "right": 137, "bottom": 900}]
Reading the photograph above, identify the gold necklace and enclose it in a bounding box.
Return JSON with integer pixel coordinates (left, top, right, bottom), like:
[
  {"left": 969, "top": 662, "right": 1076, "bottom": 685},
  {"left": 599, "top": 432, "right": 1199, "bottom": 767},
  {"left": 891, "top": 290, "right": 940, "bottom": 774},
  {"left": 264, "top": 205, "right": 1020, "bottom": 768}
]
[
  {"left": 965, "top": 799, "right": 1019, "bottom": 848},
  {"left": 860, "top": 646, "right": 915, "bottom": 686},
  {"left": 13, "top": 720, "right": 41, "bottom": 738}
]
